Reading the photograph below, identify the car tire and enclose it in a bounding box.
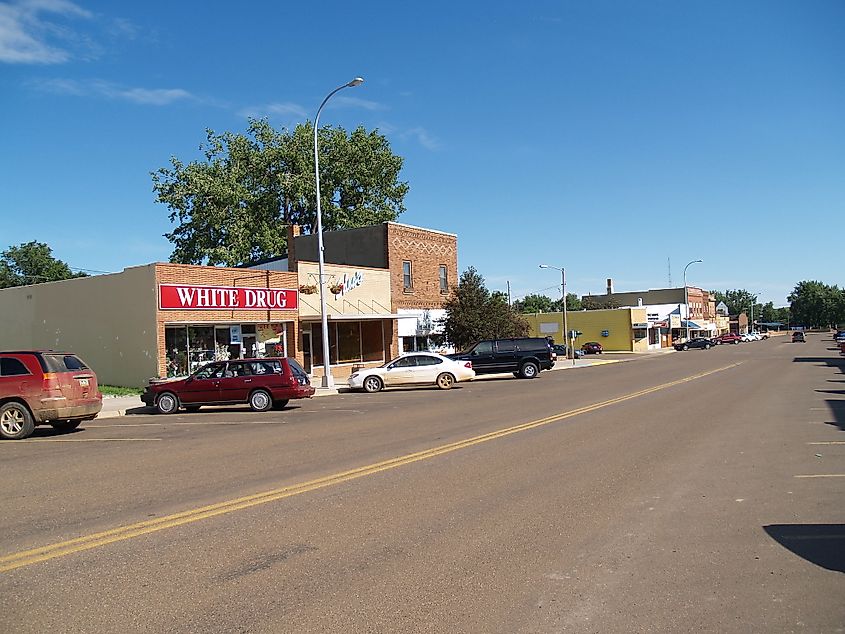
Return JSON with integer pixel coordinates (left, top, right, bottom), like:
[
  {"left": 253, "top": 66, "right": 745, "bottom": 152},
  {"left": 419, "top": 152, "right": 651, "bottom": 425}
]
[
  {"left": 682, "top": 344, "right": 689, "bottom": 351},
  {"left": 732, "top": 340, "right": 738, "bottom": 345},
  {"left": 273, "top": 399, "right": 289, "bottom": 410},
  {"left": 704, "top": 343, "right": 711, "bottom": 349},
  {"left": 249, "top": 389, "right": 272, "bottom": 412},
  {"left": 156, "top": 392, "right": 179, "bottom": 415},
  {"left": 436, "top": 373, "right": 455, "bottom": 390},
  {"left": 184, "top": 406, "right": 201, "bottom": 413},
  {"left": 50, "top": 419, "right": 82, "bottom": 432},
  {"left": 519, "top": 362, "right": 539, "bottom": 379},
  {"left": 363, "top": 376, "right": 383, "bottom": 393},
  {"left": 0, "top": 402, "right": 35, "bottom": 440}
]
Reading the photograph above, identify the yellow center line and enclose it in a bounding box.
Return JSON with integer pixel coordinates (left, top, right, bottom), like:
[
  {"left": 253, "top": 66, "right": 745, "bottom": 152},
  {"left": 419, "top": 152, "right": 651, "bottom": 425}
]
[
  {"left": 807, "top": 441, "right": 845, "bottom": 445},
  {"left": 0, "top": 362, "right": 741, "bottom": 573},
  {"left": 794, "top": 474, "right": 845, "bottom": 478}
]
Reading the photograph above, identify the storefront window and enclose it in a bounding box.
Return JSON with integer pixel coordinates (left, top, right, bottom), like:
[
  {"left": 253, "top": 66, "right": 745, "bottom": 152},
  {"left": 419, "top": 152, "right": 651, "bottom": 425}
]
[
  {"left": 362, "top": 321, "right": 384, "bottom": 362},
  {"left": 165, "top": 326, "right": 188, "bottom": 377},
  {"left": 312, "top": 321, "right": 385, "bottom": 366},
  {"left": 188, "top": 326, "right": 216, "bottom": 371}
]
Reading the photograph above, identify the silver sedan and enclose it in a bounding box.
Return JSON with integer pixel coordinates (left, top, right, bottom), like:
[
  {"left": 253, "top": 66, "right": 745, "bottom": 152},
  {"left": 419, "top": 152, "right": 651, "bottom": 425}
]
[{"left": 347, "top": 353, "right": 475, "bottom": 393}]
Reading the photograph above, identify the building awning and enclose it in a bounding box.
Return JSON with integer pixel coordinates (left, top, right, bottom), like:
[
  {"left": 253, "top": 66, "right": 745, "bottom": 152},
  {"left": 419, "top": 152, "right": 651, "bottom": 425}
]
[
  {"left": 300, "top": 313, "right": 412, "bottom": 322},
  {"left": 682, "top": 320, "right": 705, "bottom": 329}
]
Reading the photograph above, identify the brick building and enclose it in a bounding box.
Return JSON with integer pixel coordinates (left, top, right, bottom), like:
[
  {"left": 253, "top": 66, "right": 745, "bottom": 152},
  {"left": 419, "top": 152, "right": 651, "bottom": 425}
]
[
  {"left": 255, "top": 222, "right": 459, "bottom": 356},
  {"left": 0, "top": 263, "right": 300, "bottom": 387}
]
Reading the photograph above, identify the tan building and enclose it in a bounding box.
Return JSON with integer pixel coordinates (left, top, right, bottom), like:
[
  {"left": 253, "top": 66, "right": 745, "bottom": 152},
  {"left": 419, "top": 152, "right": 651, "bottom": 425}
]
[{"left": 294, "top": 261, "right": 398, "bottom": 380}]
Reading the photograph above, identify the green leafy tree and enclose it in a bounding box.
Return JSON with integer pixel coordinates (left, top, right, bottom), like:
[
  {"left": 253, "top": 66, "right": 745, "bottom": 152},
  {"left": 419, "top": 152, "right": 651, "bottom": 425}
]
[
  {"left": 152, "top": 119, "right": 409, "bottom": 266},
  {"left": 514, "top": 293, "right": 556, "bottom": 313},
  {"left": 0, "top": 241, "right": 87, "bottom": 288},
  {"left": 788, "top": 281, "right": 844, "bottom": 328},
  {"left": 442, "top": 267, "right": 529, "bottom": 350},
  {"left": 582, "top": 296, "right": 621, "bottom": 310},
  {"left": 711, "top": 289, "right": 758, "bottom": 316}
]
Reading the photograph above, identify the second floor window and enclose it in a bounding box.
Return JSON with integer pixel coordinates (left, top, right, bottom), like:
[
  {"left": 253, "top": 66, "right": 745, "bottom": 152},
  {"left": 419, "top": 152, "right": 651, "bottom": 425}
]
[
  {"left": 439, "top": 265, "right": 448, "bottom": 293},
  {"left": 403, "top": 260, "right": 412, "bottom": 290}
]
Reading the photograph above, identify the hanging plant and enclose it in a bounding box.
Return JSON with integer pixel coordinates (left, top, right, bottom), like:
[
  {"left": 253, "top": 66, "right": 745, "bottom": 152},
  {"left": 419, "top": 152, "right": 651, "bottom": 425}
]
[
  {"left": 329, "top": 283, "right": 344, "bottom": 295},
  {"left": 299, "top": 284, "right": 317, "bottom": 294}
]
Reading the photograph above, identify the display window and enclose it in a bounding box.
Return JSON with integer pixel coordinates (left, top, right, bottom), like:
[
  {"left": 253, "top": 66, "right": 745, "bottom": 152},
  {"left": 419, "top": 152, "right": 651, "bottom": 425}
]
[
  {"left": 165, "top": 322, "right": 289, "bottom": 377},
  {"left": 311, "top": 321, "right": 385, "bottom": 366}
]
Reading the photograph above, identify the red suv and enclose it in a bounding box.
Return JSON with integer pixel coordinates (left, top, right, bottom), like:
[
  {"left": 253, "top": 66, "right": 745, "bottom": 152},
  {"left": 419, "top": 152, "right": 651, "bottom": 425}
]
[
  {"left": 0, "top": 351, "right": 102, "bottom": 440},
  {"left": 141, "top": 357, "right": 315, "bottom": 414},
  {"left": 715, "top": 333, "right": 742, "bottom": 345}
]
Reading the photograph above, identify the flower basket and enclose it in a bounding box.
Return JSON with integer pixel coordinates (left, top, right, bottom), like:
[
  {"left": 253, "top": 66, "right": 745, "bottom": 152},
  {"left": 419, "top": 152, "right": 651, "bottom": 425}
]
[
  {"left": 299, "top": 284, "right": 317, "bottom": 294},
  {"left": 329, "top": 284, "right": 344, "bottom": 295}
]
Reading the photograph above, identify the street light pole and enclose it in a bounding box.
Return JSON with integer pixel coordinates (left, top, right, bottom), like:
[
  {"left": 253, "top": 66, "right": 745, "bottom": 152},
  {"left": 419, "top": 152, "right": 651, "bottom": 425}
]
[
  {"left": 539, "top": 264, "right": 569, "bottom": 362},
  {"left": 313, "top": 77, "right": 364, "bottom": 388},
  {"left": 683, "top": 259, "right": 703, "bottom": 343}
]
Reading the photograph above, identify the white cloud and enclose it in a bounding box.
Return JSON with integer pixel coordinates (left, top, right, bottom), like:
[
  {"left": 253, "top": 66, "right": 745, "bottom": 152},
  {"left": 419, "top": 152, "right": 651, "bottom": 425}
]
[
  {"left": 238, "top": 101, "right": 308, "bottom": 120},
  {"left": 401, "top": 126, "right": 441, "bottom": 150},
  {"left": 330, "top": 95, "right": 386, "bottom": 111},
  {"left": 31, "top": 77, "right": 195, "bottom": 105},
  {"left": 0, "top": 0, "right": 92, "bottom": 64}
]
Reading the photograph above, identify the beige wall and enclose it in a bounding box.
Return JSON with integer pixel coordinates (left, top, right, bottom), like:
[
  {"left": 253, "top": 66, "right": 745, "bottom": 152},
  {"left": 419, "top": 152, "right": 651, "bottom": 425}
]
[
  {"left": 296, "top": 261, "right": 392, "bottom": 318},
  {"left": 0, "top": 264, "right": 159, "bottom": 387}
]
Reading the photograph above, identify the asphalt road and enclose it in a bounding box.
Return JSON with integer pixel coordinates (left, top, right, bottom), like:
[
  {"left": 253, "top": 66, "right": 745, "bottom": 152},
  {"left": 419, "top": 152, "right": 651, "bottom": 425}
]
[{"left": 2, "top": 335, "right": 843, "bottom": 633}]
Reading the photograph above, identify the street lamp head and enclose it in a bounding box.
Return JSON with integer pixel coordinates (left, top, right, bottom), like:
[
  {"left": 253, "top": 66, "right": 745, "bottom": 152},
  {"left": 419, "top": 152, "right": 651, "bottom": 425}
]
[
  {"left": 347, "top": 77, "right": 364, "bottom": 87},
  {"left": 539, "top": 264, "right": 549, "bottom": 269}
]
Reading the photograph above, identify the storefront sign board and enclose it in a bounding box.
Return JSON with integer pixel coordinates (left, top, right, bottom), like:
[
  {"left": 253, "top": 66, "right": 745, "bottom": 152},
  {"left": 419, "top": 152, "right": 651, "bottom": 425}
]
[{"left": 159, "top": 284, "right": 298, "bottom": 310}]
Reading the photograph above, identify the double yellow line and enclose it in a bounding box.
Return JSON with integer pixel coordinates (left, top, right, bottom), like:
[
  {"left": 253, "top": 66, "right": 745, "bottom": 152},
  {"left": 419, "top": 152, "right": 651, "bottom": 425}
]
[{"left": 0, "top": 362, "right": 741, "bottom": 574}]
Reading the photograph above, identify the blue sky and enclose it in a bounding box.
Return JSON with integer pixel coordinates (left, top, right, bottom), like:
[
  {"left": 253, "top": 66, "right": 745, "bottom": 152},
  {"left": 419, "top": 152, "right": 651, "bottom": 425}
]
[{"left": 2, "top": 0, "right": 843, "bottom": 306}]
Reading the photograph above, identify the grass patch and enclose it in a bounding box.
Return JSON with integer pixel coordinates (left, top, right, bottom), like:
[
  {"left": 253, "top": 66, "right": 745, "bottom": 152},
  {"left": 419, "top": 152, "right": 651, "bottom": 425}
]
[{"left": 100, "top": 385, "right": 144, "bottom": 397}]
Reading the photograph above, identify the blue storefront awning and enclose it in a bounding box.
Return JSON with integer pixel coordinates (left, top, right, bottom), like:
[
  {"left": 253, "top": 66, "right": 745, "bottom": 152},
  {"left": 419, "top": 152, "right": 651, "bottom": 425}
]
[{"left": 682, "top": 320, "right": 705, "bottom": 329}]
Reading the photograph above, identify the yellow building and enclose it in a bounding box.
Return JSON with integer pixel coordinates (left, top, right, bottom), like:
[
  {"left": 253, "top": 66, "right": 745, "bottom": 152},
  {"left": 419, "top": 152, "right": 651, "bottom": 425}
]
[{"left": 524, "top": 307, "right": 650, "bottom": 352}]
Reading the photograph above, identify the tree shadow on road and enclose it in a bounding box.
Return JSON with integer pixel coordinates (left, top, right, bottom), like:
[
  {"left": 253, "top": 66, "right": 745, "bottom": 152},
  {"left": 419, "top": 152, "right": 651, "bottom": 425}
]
[
  {"left": 763, "top": 525, "right": 845, "bottom": 573},
  {"left": 823, "top": 399, "right": 845, "bottom": 431}
]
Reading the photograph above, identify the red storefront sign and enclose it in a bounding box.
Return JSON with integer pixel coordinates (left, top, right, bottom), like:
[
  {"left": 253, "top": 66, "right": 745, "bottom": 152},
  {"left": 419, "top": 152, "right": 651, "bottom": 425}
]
[{"left": 159, "top": 284, "right": 298, "bottom": 310}]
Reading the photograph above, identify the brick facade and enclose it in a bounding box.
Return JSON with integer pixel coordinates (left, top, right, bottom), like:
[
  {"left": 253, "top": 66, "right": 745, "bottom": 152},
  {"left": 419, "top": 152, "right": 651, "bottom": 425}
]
[
  {"left": 154, "top": 263, "right": 301, "bottom": 377},
  {"left": 386, "top": 223, "right": 458, "bottom": 311}
]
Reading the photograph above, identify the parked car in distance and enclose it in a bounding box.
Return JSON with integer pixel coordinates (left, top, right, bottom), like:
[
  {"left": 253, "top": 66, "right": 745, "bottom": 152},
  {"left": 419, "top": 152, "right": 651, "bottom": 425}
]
[
  {"left": 0, "top": 350, "right": 102, "bottom": 440},
  {"left": 348, "top": 353, "right": 474, "bottom": 393},
  {"left": 141, "top": 357, "right": 314, "bottom": 414},
  {"left": 791, "top": 331, "right": 806, "bottom": 343},
  {"left": 551, "top": 344, "right": 583, "bottom": 359},
  {"left": 834, "top": 330, "right": 845, "bottom": 343},
  {"left": 449, "top": 337, "right": 555, "bottom": 379},
  {"left": 740, "top": 333, "right": 757, "bottom": 342},
  {"left": 714, "top": 333, "right": 742, "bottom": 345},
  {"left": 581, "top": 341, "right": 604, "bottom": 354},
  {"left": 750, "top": 331, "right": 769, "bottom": 340},
  {"left": 674, "top": 338, "right": 714, "bottom": 351}
]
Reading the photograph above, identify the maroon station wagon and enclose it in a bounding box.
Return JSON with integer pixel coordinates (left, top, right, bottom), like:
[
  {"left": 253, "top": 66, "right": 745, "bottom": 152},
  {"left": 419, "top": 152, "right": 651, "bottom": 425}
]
[
  {"left": 142, "top": 357, "right": 315, "bottom": 414},
  {"left": 0, "top": 350, "right": 102, "bottom": 440}
]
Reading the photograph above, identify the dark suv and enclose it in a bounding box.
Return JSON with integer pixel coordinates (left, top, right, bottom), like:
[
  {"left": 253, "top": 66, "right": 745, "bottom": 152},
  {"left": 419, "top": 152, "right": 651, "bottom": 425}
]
[
  {"left": 449, "top": 338, "right": 555, "bottom": 379},
  {"left": 141, "top": 357, "right": 315, "bottom": 414},
  {"left": 0, "top": 350, "right": 102, "bottom": 440}
]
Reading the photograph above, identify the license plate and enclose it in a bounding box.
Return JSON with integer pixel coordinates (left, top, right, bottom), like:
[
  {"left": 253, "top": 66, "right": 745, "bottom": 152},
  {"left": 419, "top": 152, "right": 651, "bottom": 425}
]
[{"left": 78, "top": 378, "right": 89, "bottom": 387}]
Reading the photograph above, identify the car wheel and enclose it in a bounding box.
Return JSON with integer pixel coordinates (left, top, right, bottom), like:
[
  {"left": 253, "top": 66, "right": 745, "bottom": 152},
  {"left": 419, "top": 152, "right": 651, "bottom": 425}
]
[
  {"left": 273, "top": 399, "right": 289, "bottom": 410},
  {"left": 156, "top": 392, "right": 179, "bottom": 415},
  {"left": 184, "top": 406, "right": 201, "bottom": 413},
  {"left": 50, "top": 420, "right": 82, "bottom": 432},
  {"left": 363, "top": 376, "right": 383, "bottom": 393},
  {"left": 733, "top": 340, "right": 738, "bottom": 345},
  {"left": 519, "top": 362, "right": 539, "bottom": 379},
  {"left": 436, "top": 373, "right": 455, "bottom": 390},
  {"left": 0, "top": 402, "right": 35, "bottom": 440},
  {"left": 682, "top": 344, "right": 689, "bottom": 351},
  {"left": 249, "top": 389, "right": 272, "bottom": 412},
  {"left": 704, "top": 343, "right": 711, "bottom": 349}
]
